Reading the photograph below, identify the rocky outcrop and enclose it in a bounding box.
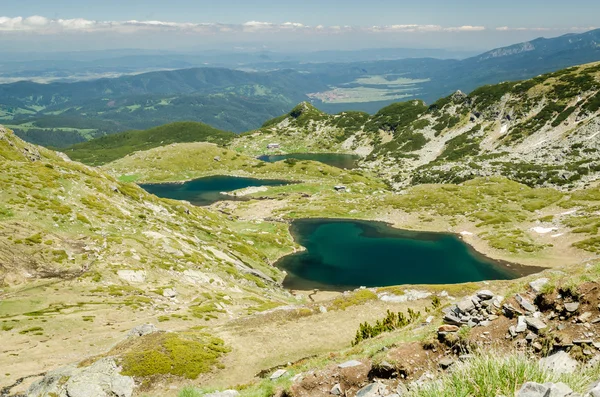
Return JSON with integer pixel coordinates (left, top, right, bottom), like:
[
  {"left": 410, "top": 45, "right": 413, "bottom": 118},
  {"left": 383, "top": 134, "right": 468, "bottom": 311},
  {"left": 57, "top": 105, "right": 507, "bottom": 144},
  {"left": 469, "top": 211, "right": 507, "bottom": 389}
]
[
  {"left": 441, "top": 290, "right": 503, "bottom": 328},
  {"left": 27, "top": 358, "right": 134, "bottom": 397}
]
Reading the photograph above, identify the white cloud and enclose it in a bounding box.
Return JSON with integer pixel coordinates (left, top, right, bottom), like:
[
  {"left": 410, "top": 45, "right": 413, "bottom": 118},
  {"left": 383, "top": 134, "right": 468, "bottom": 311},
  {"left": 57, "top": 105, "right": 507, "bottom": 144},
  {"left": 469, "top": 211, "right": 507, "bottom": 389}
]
[
  {"left": 446, "top": 25, "right": 486, "bottom": 32},
  {"left": 0, "top": 15, "right": 594, "bottom": 36},
  {"left": 367, "top": 24, "right": 485, "bottom": 33}
]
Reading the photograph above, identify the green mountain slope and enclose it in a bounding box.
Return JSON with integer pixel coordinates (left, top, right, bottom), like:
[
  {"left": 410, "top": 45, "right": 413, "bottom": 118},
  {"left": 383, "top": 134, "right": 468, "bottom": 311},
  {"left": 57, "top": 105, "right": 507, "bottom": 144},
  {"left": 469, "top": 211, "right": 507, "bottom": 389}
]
[
  {"left": 63, "top": 121, "right": 235, "bottom": 166},
  {"left": 237, "top": 62, "right": 600, "bottom": 191},
  {"left": 0, "top": 125, "right": 302, "bottom": 390}
]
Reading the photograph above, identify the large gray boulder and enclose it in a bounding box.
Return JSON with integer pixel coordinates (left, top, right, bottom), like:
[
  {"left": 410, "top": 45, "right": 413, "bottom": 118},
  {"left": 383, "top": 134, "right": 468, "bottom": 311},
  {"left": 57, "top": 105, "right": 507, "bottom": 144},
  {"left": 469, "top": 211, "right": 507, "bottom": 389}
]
[
  {"left": 539, "top": 351, "right": 579, "bottom": 374},
  {"left": 517, "top": 382, "right": 549, "bottom": 396},
  {"left": 27, "top": 358, "right": 134, "bottom": 397}
]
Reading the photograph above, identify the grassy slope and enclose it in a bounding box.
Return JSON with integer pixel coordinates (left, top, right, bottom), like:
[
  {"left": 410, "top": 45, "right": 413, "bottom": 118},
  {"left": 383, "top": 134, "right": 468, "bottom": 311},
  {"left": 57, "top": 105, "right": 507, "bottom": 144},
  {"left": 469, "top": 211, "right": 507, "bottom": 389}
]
[
  {"left": 0, "top": 127, "right": 300, "bottom": 390},
  {"left": 63, "top": 121, "right": 236, "bottom": 166}
]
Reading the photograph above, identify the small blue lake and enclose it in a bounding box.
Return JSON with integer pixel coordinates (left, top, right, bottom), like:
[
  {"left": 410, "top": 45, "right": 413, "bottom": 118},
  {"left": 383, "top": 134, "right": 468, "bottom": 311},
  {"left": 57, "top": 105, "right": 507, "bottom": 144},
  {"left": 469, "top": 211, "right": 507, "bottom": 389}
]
[
  {"left": 257, "top": 153, "right": 360, "bottom": 169},
  {"left": 139, "top": 175, "right": 291, "bottom": 206},
  {"left": 277, "top": 219, "right": 541, "bottom": 291}
]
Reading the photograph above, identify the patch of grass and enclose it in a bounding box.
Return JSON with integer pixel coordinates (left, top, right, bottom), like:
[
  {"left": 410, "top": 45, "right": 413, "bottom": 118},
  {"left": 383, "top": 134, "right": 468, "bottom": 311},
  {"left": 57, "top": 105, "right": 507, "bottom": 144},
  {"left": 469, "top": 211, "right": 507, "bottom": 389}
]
[
  {"left": 19, "top": 326, "right": 43, "bottom": 334},
  {"left": 329, "top": 289, "right": 378, "bottom": 311},
  {"left": 120, "top": 331, "right": 230, "bottom": 379},
  {"left": 352, "top": 308, "right": 421, "bottom": 346},
  {"left": 408, "top": 352, "right": 600, "bottom": 396}
]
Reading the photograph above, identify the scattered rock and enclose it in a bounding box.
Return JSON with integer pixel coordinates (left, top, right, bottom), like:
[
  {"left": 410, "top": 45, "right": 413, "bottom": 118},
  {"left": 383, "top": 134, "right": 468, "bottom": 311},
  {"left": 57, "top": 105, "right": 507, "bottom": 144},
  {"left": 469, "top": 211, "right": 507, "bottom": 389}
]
[
  {"left": 503, "top": 303, "right": 524, "bottom": 318},
  {"left": 546, "top": 382, "right": 574, "bottom": 397},
  {"left": 438, "top": 325, "right": 459, "bottom": 333},
  {"left": 443, "top": 312, "right": 463, "bottom": 326},
  {"left": 338, "top": 360, "right": 363, "bottom": 369},
  {"left": 565, "top": 302, "right": 580, "bottom": 313},
  {"left": 516, "top": 316, "right": 528, "bottom": 333},
  {"left": 270, "top": 369, "right": 287, "bottom": 380},
  {"left": 439, "top": 358, "right": 455, "bottom": 369},
  {"left": 516, "top": 294, "right": 536, "bottom": 313},
  {"left": 517, "top": 382, "right": 549, "bottom": 397},
  {"left": 525, "top": 317, "right": 547, "bottom": 332},
  {"left": 355, "top": 383, "right": 381, "bottom": 397},
  {"left": 539, "top": 351, "right": 579, "bottom": 374},
  {"left": 578, "top": 312, "right": 593, "bottom": 323},
  {"left": 529, "top": 278, "right": 550, "bottom": 293},
  {"left": 330, "top": 383, "right": 343, "bottom": 395},
  {"left": 127, "top": 323, "right": 158, "bottom": 337},
  {"left": 162, "top": 288, "right": 177, "bottom": 298},
  {"left": 477, "top": 290, "right": 495, "bottom": 300},
  {"left": 457, "top": 298, "right": 475, "bottom": 314}
]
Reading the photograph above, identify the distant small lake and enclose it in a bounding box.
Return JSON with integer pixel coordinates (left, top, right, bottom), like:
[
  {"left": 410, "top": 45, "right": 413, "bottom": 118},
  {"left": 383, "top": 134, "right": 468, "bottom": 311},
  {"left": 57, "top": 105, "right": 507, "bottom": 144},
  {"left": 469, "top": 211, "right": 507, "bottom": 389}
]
[
  {"left": 140, "top": 176, "right": 291, "bottom": 206},
  {"left": 277, "top": 219, "right": 541, "bottom": 291},
  {"left": 257, "top": 153, "right": 360, "bottom": 169}
]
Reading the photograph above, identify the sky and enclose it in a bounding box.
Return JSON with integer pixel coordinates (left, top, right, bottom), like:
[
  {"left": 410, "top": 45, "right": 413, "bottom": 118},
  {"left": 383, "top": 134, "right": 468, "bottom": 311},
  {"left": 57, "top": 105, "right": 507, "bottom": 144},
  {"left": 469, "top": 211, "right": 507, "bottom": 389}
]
[{"left": 0, "top": 0, "right": 598, "bottom": 53}]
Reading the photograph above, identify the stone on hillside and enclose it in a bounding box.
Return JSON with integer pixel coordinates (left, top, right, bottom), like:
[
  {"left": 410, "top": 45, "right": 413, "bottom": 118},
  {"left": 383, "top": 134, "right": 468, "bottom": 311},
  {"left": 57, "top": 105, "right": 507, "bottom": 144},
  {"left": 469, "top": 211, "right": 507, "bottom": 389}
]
[
  {"left": 204, "top": 391, "right": 240, "bottom": 397},
  {"left": 516, "top": 294, "right": 537, "bottom": 313},
  {"left": 517, "top": 382, "right": 549, "bottom": 397},
  {"left": 439, "top": 325, "right": 459, "bottom": 333},
  {"left": 587, "top": 381, "right": 600, "bottom": 397},
  {"left": 457, "top": 298, "right": 476, "bottom": 314},
  {"left": 578, "top": 312, "right": 593, "bottom": 323},
  {"left": 503, "top": 303, "right": 523, "bottom": 318},
  {"left": 127, "top": 323, "right": 158, "bottom": 337},
  {"left": 355, "top": 383, "right": 380, "bottom": 397},
  {"left": 338, "top": 360, "right": 363, "bottom": 368},
  {"left": 526, "top": 332, "right": 538, "bottom": 342},
  {"left": 439, "top": 358, "right": 455, "bottom": 369},
  {"left": 539, "top": 351, "right": 579, "bottom": 374},
  {"left": 529, "top": 278, "right": 550, "bottom": 293},
  {"left": 525, "top": 317, "right": 547, "bottom": 332},
  {"left": 444, "top": 313, "right": 463, "bottom": 325},
  {"left": 545, "top": 382, "right": 574, "bottom": 397},
  {"left": 565, "top": 302, "right": 580, "bottom": 313},
  {"left": 477, "top": 290, "right": 495, "bottom": 300},
  {"left": 330, "top": 383, "right": 343, "bottom": 395},
  {"left": 516, "top": 316, "right": 528, "bottom": 333},
  {"left": 162, "top": 288, "right": 177, "bottom": 298},
  {"left": 270, "top": 369, "right": 287, "bottom": 380},
  {"left": 27, "top": 358, "right": 134, "bottom": 397}
]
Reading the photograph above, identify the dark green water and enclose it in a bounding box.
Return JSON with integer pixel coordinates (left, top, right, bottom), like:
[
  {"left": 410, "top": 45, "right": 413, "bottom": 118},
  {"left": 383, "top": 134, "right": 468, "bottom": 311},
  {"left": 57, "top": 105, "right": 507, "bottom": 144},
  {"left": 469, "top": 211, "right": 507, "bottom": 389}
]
[
  {"left": 139, "top": 176, "right": 291, "bottom": 206},
  {"left": 277, "top": 219, "right": 541, "bottom": 291},
  {"left": 257, "top": 153, "right": 360, "bottom": 169}
]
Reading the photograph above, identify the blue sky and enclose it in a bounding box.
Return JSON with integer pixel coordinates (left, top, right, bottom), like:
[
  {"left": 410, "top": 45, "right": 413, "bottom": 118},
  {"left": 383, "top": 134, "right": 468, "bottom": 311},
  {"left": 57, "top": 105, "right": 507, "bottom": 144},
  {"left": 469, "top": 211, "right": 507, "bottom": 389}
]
[{"left": 1, "top": 0, "right": 598, "bottom": 52}]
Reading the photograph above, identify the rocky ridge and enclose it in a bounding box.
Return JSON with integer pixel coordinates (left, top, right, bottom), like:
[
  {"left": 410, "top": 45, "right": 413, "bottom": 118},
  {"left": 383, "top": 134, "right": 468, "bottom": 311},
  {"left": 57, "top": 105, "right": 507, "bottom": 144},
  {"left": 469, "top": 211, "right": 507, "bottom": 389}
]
[{"left": 233, "top": 62, "right": 600, "bottom": 191}]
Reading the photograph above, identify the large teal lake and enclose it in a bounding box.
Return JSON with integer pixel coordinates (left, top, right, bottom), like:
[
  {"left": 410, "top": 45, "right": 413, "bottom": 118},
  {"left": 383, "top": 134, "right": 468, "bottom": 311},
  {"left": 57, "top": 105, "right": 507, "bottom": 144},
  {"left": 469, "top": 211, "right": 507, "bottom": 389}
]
[
  {"left": 257, "top": 153, "right": 360, "bottom": 169},
  {"left": 277, "top": 219, "right": 540, "bottom": 291},
  {"left": 140, "top": 176, "right": 291, "bottom": 206}
]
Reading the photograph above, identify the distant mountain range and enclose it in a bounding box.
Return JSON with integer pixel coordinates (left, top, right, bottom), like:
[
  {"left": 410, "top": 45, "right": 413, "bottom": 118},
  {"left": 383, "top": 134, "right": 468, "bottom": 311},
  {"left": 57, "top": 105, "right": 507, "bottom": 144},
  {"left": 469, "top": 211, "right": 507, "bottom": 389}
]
[{"left": 2, "top": 28, "right": 600, "bottom": 147}]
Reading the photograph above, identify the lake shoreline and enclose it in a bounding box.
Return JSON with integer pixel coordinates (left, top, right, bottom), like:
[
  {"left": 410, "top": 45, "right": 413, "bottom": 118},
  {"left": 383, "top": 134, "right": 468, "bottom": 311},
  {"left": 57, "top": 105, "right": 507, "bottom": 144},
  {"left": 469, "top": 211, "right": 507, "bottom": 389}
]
[{"left": 275, "top": 218, "right": 544, "bottom": 292}]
